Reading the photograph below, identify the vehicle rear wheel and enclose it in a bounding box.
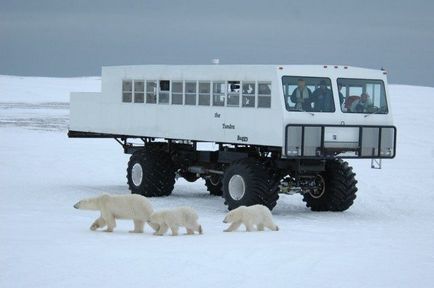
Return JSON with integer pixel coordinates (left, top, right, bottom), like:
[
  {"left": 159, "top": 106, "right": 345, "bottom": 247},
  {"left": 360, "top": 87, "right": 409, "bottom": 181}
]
[
  {"left": 302, "top": 159, "right": 358, "bottom": 211},
  {"left": 222, "top": 159, "right": 277, "bottom": 210},
  {"left": 205, "top": 175, "right": 223, "bottom": 196},
  {"left": 127, "top": 149, "right": 176, "bottom": 197}
]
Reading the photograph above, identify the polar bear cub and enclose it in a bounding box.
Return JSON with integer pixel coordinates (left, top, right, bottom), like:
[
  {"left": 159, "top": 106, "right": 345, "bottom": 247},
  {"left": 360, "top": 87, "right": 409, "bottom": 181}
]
[
  {"left": 223, "top": 205, "right": 279, "bottom": 232},
  {"left": 149, "top": 207, "right": 203, "bottom": 236},
  {"left": 74, "top": 194, "right": 157, "bottom": 233}
]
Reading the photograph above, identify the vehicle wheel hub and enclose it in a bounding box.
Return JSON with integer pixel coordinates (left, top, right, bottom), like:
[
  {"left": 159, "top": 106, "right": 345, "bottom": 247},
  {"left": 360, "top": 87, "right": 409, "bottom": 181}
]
[
  {"left": 308, "top": 174, "right": 326, "bottom": 199},
  {"left": 210, "top": 175, "right": 220, "bottom": 186},
  {"left": 228, "top": 174, "right": 246, "bottom": 200},
  {"left": 131, "top": 163, "right": 143, "bottom": 186}
]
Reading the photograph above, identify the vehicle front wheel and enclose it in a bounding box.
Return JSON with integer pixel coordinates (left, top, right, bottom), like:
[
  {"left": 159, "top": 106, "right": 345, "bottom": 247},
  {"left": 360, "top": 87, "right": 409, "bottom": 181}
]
[{"left": 302, "top": 159, "right": 358, "bottom": 211}]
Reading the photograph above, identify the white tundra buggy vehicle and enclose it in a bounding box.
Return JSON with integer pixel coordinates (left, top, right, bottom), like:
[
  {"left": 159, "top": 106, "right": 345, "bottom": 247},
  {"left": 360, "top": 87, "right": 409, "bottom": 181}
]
[{"left": 69, "top": 65, "right": 396, "bottom": 211}]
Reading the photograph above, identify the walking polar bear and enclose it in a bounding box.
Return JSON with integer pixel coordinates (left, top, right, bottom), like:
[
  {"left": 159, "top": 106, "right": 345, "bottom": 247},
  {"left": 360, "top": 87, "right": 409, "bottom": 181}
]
[
  {"left": 223, "top": 205, "right": 279, "bottom": 232},
  {"left": 73, "top": 194, "right": 158, "bottom": 233},
  {"left": 149, "top": 207, "right": 203, "bottom": 236}
]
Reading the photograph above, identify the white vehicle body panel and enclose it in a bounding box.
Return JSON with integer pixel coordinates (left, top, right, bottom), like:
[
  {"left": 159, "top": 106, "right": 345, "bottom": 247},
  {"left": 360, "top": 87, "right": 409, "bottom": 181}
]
[{"left": 69, "top": 65, "right": 394, "bottom": 154}]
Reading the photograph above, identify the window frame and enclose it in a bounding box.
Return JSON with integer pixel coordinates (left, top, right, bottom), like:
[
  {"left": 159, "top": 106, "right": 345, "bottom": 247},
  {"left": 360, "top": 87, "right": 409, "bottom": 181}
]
[
  {"left": 184, "top": 80, "right": 198, "bottom": 106},
  {"left": 122, "top": 79, "right": 133, "bottom": 103},
  {"left": 212, "top": 81, "right": 226, "bottom": 107},
  {"left": 241, "top": 81, "right": 256, "bottom": 108},
  {"left": 337, "top": 77, "right": 389, "bottom": 115},
  {"left": 145, "top": 80, "right": 157, "bottom": 104},
  {"left": 226, "top": 80, "right": 241, "bottom": 107},
  {"left": 171, "top": 80, "right": 184, "bottom": 105},
  {"left": 133, "top": 80, "right": 145, "bottom": 103},
  {"left": 257, "top": 81, "right": 272, "bottom": 109},
  {"left": 158, "top": 80, "right": 170, "bottom": 105},
  {"left": 198, "top": 81, "right": 211, "bottom": 106},
  {"left": 281, "top": 76, "right": 335, "bottom": 113}
]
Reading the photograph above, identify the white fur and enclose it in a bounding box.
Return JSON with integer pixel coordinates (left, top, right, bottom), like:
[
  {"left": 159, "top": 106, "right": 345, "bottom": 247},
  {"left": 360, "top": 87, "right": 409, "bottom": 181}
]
[
  {"left": 74, "top": 194, "right": 158, "bottom": 233},
  {"left": 149, "top": 207, "right": 203, "bottom": 236},
  {"left": 223, "top": 205, "right": 279, "bottom": 232}
]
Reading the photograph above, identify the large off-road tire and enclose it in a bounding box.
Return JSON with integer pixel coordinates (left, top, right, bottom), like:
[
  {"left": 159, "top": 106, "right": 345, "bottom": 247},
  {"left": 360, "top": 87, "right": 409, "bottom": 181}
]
[
  {"left": 205, "top": 175, "right": 223, "bottom": 196},
  {"left": 127, "top": 149, "right": 176, "bottom": 197},
  {"left": 264, "top": 168, "right": 281, "bottom": 211},
  {"left": 222, "top": 159, "right": 278, "bottom": 211},
  {"left": 302, "top": 159, "right": 358, "bottom": 211}
]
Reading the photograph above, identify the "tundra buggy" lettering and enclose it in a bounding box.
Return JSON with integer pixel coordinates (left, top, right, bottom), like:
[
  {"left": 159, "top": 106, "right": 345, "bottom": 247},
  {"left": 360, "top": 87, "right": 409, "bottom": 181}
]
[
  {"left": 237, "top": 135, "right": 248, "bottom": 142},
  {"left": 222, "top": 123, "right": 235, "bottom": 129}
]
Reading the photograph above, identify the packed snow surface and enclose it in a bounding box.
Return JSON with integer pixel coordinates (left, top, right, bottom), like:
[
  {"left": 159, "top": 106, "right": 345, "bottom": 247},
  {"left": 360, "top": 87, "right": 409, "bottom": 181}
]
[{"left": 0, "top": 75, "right": 433, "bottom": 287}]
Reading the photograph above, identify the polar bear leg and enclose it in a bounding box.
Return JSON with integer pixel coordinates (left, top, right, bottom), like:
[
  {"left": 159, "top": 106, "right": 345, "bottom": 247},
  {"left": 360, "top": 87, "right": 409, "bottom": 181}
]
[
  {"left": 265, "top": 221, "right": 279, "bottom": 231},
  {"left": 129, "top": 220, "right": 144, "bottom": 233},
  {"left": 224, "top": 221, "right": 242, "bottom": 232},
  {"left": 154, "top": 223, "right": 168, "bottom": 236},
  {"left": 147, "top": 221, "right": 160, "bottom": 232},
  {"left": 244, "top": 221, "right": 254, "bottom": 232},
  {"left": 192, "top": 222, "right": 202, "bottom": 234},
  {"left": 90, "top": 216, "right": 106, "bottom": 231},
  {"left": 257, "top": 223, "right": 264, "bottom": 231},
  {"left": 170, "top": 225, "right": 179, "bottom": 236},
  {"left": 101, "top": 209, "right": 116, "bottom": 232},
  {"left": 186, "top": 222, "right": 201, "bottom": 235}
]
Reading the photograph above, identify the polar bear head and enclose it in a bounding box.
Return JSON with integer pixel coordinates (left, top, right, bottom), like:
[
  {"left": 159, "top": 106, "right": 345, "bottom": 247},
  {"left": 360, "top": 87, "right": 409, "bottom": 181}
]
[
  {"left": 149, "top": 212, "right": 163, "bottom": 226},
  {"left": 73, "top": 197, "right": 100, "bottom": 210},
  {"left": 223, "top": 206, "right": 246, "bottom": 223}
]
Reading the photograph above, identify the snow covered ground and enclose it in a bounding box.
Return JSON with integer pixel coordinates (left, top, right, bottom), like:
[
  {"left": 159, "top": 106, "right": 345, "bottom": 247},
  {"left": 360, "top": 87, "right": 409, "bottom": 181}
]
[{"left": 0, "top": 75, "right": 433, "bottom": 288}]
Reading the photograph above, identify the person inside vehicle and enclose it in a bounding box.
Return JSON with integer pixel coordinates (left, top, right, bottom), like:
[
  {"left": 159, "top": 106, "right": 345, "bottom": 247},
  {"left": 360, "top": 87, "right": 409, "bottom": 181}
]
[
  {"left": 311, "top": 80, "right": 334, "bottom": 112},
  {"left": 290, "top": 78, "right": 312, "bottom": 111},
  {"left": 337, "top": 83, "right": 345, "bottom": 105},
  {"left": 351, "top": 93, "right": 370, "bottom": 112}
]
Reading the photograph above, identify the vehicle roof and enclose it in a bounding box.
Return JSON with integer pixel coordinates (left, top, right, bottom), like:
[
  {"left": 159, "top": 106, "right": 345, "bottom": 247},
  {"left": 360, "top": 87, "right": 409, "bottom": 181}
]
[
  {"left": 104, "top": 64, "right": 381, "bottom": 70},
  {"left": 101, "top": 64, "right": 388, "bottom": 80}
]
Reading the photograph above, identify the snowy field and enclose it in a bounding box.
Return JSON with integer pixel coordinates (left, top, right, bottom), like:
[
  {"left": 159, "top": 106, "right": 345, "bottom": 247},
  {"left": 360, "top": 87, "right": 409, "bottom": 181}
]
[{"left": 1, "top": 75, "right": 433, "bottom": 288}]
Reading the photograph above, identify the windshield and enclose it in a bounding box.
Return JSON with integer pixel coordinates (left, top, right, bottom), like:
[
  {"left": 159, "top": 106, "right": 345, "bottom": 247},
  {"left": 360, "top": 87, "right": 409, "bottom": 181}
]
[
  {"left": 282, "top": 76, "right": 335, "bottom": 113},
  {"left": 338, "top": 78, "right": 388, "bottom": 114}
]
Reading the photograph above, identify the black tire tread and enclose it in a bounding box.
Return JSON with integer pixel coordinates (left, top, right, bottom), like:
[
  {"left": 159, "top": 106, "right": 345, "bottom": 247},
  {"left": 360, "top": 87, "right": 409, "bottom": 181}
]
[
  {"left": 205, "top": 177, "right": 223, "bottom": 196},
  {"left": 127, "top": 148, "right": 176, "bottom": 197},
  {"left": 302, "top": 159, "right": 358, "bottom": 211},
  {"left": 223, "top": 159, "right": 278, "bottom": 211}
]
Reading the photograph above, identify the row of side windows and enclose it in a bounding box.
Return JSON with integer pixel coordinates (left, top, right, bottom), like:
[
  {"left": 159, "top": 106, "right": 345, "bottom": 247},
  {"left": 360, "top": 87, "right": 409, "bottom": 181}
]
[{"left": 122, "top": 80, "right": 272, "bottom": 108}]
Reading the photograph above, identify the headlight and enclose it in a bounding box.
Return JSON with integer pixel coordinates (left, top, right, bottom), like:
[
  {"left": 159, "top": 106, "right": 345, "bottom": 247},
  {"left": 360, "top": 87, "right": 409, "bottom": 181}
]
[
  {"left": 380, "top": 148, "right": 392, "bottom": 156},
  {"left": 287, "top": 147, "right": 300, "bottom": 156}
]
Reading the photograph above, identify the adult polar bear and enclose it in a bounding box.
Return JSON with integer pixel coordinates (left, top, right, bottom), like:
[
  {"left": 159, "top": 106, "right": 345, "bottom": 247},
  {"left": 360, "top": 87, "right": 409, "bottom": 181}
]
[
  {"left": 74, "top": 194, "right": 157, "bottom": 233},
  {"left": 223, "top": 205, "right": 279, "bottom": 232}
]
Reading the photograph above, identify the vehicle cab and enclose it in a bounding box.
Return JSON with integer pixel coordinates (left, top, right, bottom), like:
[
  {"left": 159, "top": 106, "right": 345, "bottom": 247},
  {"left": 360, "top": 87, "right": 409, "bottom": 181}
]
[{"left": 278, "top": 65, "right": 396, "bottom": 159}]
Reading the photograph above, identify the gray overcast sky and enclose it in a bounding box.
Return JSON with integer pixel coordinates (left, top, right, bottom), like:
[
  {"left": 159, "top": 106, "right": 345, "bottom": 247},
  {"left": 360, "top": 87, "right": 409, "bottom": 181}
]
[{"left": 1, "top": 0, "right": 433, "bottom": 86}]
